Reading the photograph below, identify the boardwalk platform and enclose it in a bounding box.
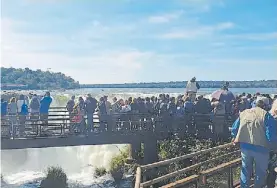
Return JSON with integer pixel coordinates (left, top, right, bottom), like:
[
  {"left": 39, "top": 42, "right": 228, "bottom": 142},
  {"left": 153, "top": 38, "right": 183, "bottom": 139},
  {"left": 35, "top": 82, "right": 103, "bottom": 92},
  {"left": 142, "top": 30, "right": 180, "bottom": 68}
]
[{"left": 1, "top": 107, "right": 235, "bottom": 150}]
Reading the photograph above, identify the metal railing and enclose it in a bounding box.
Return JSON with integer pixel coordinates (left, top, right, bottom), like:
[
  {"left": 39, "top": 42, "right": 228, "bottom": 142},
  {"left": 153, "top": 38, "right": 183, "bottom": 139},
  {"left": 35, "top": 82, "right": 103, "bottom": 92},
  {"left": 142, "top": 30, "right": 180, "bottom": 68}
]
[
  {"left": 1, "top": 106, "right": 235, "bottom": 139},
  {"left": 135, "top": 143, "right": 241, "bottom": 188}
]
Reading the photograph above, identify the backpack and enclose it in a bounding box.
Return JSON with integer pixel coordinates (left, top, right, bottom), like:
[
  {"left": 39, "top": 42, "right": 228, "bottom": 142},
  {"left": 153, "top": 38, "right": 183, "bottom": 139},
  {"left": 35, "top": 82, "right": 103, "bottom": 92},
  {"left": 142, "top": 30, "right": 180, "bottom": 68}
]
[
  {"left": 21, "top": 102, "right": 29, "bottom": 115},
  {"left": 30, "top": 98, "right": 40, "bottom": 110}
]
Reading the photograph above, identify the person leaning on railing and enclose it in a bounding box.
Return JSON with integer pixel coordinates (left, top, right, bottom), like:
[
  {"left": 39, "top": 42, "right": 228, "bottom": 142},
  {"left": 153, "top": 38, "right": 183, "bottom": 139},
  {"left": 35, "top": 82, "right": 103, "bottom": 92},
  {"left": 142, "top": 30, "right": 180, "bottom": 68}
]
[
  {"left": 267, "top": 99, "right": 277, "bottom": 188},
  {"left": 17, "top": 94, "right": 28, "bottom": 136},
  {"left": 231, "top": 98, "right": 277, "bottom": 188}
]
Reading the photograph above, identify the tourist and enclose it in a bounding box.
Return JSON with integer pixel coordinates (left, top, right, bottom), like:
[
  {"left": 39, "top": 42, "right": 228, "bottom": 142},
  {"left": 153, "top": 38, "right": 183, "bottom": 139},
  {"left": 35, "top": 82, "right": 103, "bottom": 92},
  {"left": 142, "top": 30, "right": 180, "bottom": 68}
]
[
  {"left": 246, "top": 94, "right": 253, "bottom": 109},
  {"left": 84, "top": 94, "right": 97, "bottom": 133},
  {"left": 238, "top": 96, "right": 248, "bottom": 113},
  {"left": 66, "top": 96, "right": 75, "bottom": 117},
  {"left": 29, "top": 94, "right": 40, "bottom": 132},
  {"left": 98, "top": 97, "right": 107, "bottom": 115},
  {"left": 78, "top": 97, "right": 86, "bottom": 133},
  {"left": 267, "top": 100, "right": 277, "bottom": 187},
  {"left": 98, "top": 97, "right": 107, "bottom": 131},
  {"left": 1, "top": 98, "right": 8, "bottom": 118},
  {"left": 119, "top": 99, "right": 131, "bottom": 130},
  {"left": 130, "top": 98, "right": 140, "bottom": 130},
  {"left": 194, "top": 95, "right": 212, "bottom": 114},
  {"left": 8, "top": 97, "right": 18, "bottom": 137},
  {"left": 111, "top": 97, "right": 121, "bottom": 113},
  {"left": 185, "top": 77, "right": 200, "bottom": 102},
  {"left": 40, "top": 92, "right": 52, "bottom": 128},
  {"left": 111, "top": 97, "right": 121, "bottom": 131},
  {"left": 211, "top": 98, "right": 226, "bottom": 140},
  {"left": 183, "top": 96, "right": 195, "bottom": 113},
  {"left": 145, "top": 97, "right": 153, "bottom": 130},
  {"left": 251, "top": 92, "right": 261, "bottom": 108},
  {"left": 104, "top": 96, "right": 111, "bottom": 115},
  {"left": 66, "top": 95, "right": 75, "bottom": 125},
  {"left": 17, "top": 94, "right": 28, "bottom": 136},
  {"left": 270, "top": 99, "right": 277, "bottom": 118},
  {"left": 145, "top": 97, "right": 154, "bottom": 115},
  {"left": 175, "top": 100, "right": 185, "bottom": 132},
  {"left": 211, "top": 98, "right": 225, "bottom": 115},
  {"left": 231, "top": 98, "right": 277, "bottom": 188},
  {"left": 71, "top": 103, "right": 82, "bottom": 133},
  {"left": 120, "top": 99, "right": 131, "bottom": 113}
]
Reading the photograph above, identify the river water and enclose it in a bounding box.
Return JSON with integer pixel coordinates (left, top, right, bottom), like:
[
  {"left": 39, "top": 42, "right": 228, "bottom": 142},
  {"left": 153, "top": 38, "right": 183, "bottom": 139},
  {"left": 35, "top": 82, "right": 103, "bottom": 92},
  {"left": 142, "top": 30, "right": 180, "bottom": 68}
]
[{"left": 1, "top": 87, "right": 276, "bottom": 187}]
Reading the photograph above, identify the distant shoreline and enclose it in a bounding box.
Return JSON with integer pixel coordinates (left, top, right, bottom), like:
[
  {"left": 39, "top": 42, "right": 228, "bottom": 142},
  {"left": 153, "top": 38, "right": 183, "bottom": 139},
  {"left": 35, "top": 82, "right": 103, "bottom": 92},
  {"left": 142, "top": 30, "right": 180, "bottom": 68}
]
[
  {"left": 79, "top": 86, "right": 277, "bottom": 89},
  {"left": 80, "top": 80, "right": 277, "bottom": 89}
]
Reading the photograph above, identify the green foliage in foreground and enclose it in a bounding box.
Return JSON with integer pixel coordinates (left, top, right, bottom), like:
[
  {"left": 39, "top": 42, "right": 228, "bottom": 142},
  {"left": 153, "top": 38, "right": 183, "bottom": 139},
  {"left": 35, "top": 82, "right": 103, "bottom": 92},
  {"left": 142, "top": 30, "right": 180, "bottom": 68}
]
[
  {"left": 1, "top": 67, "right": 80, "bottom": 90},
  {"left": 109, "top": 147, "right": 128, "bottom": 171},
  {"left": 109, "top": 146, "right": 129, "bottom": 181},
  {"left": 40, "top": 166, "right": 68, "bottom": 188},
  {"left": 95, "top": 167, "right": 107, "bottom": 177}
]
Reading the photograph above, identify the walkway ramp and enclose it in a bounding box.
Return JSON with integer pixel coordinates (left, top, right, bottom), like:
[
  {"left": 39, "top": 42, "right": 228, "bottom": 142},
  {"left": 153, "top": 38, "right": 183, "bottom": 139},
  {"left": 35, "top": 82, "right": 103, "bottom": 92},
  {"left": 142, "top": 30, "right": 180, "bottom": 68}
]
[{"left": 135, "top": 143, "right": 242, "bottom": 188}]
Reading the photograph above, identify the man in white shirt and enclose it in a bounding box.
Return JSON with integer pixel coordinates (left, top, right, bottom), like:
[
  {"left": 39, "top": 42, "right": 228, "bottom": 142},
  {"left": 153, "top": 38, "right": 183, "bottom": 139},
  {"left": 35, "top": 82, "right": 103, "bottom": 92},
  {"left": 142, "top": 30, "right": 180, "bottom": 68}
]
[{"left": 186, "top": 77, "right": 200, "bottom": 102}]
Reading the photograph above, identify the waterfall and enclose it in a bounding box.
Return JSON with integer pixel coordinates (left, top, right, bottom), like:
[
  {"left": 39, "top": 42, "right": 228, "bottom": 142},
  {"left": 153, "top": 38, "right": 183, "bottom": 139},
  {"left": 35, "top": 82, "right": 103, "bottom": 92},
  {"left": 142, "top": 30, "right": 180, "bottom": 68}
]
[{"left": 1, "top": 94, "right": 127, "bottom": 187}]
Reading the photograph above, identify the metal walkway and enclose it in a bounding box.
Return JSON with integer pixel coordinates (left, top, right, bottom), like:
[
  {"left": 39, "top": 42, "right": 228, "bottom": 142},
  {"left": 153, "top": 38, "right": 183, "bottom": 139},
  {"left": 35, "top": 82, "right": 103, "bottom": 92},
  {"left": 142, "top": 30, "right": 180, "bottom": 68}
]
[{"left": 1, "top": 107, "right": 234, "bottom": 150}]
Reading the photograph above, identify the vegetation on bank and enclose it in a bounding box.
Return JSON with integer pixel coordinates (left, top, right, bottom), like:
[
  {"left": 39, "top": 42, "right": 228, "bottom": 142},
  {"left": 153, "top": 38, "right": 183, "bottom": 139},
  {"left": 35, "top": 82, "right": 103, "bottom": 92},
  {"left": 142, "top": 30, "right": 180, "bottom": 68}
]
[
  {"left": 82, "top": 80, "right": 277, "bottom": 88},
  {"left": 95, "top": 167, "right": 107, "bottom": 177},
  {"left": 109, "top": 146, "right": 129, "bottom": 181},
  {"left": 1, "top": 67, "right": 80, "bottom": 90},
  {"left": 40, "top": 166, "right": 68, "bottom": 188},
  {"left": 104, "top": 135, "right": 239, "bottom": 187}
]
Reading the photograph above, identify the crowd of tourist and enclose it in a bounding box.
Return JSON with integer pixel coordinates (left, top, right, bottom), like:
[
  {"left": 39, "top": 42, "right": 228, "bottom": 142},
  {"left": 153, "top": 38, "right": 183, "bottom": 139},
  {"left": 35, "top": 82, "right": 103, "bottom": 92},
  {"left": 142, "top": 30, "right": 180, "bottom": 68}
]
[
  {"left": 1, "top": 85, "right": 277, "bottom": 137},
  {"left": 1, "top": 83, "right": 277, "bottom": 186},
  {"left": 1, "top": 92, "right": 52, "bottom": 136}
]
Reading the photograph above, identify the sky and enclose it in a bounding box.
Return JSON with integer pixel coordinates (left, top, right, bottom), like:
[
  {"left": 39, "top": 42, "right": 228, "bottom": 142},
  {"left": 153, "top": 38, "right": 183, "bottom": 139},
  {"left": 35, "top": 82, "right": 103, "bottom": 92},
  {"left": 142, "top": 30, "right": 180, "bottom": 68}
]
[{"left": 1, "top": 0, "right": 277, "bottom": 84}]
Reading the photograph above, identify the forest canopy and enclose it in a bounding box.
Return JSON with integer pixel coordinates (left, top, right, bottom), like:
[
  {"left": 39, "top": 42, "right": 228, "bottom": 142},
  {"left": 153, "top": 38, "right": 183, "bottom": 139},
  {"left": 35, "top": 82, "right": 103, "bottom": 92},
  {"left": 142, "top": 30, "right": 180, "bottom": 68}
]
[{"left": 1, "top": 67, "right": 80, "bottom": 90}]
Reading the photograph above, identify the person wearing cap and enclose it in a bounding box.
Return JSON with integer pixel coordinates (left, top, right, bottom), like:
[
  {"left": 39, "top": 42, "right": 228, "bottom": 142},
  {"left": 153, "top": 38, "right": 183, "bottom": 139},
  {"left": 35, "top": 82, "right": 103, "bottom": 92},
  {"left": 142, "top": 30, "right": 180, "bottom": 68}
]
[
  {"left": 231, "top": 98, "right": 277, "bottom": 188},
  {"left": 185, "top": 77, "right": 200, "bottom": 102}
]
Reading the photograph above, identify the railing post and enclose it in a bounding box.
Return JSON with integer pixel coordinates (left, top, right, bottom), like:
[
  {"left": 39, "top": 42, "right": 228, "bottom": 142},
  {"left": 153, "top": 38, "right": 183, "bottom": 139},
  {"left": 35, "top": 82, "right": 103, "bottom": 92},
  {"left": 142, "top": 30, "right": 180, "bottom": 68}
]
[
  {"left": 135, "top": 167, "right": 141, "bottom": 188},
  {"left": 202, "top": 175, "right": 207, "bottom": 185},
  {"left": 227, "top": 167, "right": 232, "bottom": 188},
  {"left": 194, "top": 180, "right": 199, "bottom": 188}
]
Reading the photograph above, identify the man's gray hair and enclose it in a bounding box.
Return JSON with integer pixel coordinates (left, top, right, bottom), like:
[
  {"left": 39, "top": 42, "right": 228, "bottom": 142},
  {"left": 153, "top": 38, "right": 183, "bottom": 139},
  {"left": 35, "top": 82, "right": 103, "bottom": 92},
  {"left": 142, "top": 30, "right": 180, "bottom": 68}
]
[{"left": 256, "top": 99, "right": 265, "bottom": 109}]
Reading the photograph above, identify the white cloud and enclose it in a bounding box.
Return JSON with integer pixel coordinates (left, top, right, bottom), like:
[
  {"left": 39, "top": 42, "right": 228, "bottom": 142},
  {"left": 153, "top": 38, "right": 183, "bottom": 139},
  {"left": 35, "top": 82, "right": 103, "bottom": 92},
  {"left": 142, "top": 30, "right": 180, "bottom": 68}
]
[
  {"left": 176, "top": 0, "right": 224, "bottom": 12},
  {"left": 148, "top": 11, "right": 184, "bottom": 23},
  {"left": 225, "top": 32, "right": 277, "bottom": 41},
  {"left": 0, "top": 18, "right": 154, "bottom": 84},
  {"left": 216, "top": 22, "right": 234, "bottom": 30},
  {"left": 159, "top": 22, "right": 235, "bottom": 39}
]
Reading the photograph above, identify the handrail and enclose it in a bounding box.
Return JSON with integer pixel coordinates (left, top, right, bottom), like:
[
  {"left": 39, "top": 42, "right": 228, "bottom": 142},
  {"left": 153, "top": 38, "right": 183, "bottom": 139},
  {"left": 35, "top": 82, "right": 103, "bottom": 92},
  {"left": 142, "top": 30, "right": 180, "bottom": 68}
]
[
  {"left": 135, "top": 167, "right": 142, "bottom": 188},
  {"left": 161, "top": 158, "right": 241, "bottom": 188},
  {"left": 140, "top": 149, "right": 239, "bottom": 187},
  {"left": 141, "top": 143, "right": 234, "bottom": 171}
]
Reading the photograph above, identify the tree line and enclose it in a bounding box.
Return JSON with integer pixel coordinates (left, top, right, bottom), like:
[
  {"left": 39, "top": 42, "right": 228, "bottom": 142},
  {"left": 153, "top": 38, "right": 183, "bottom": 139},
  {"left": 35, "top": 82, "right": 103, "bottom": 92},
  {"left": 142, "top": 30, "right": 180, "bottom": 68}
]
[
  {"left": 1, "top": 67, "right": 80, "bottom": 90},
  {"left": 1, "top": 67, "right": 276, "bottom": 90},
  {"left": 82, "top": 80, "right": 277, "bottom": 89}
]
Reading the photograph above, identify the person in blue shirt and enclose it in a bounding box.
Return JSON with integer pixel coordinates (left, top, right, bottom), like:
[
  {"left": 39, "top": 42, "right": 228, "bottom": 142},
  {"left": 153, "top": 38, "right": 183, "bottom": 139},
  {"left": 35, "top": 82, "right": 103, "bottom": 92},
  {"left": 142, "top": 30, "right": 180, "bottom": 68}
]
[
  {"left": 1, "top": 99, "right": 8, "bottom": 117},
  {"left": 183, "top": 96, "right": 195, "bottom": 113},
  {"left": 40, "top": 92, "right": 53, "bottom": 127},
  {"left": 231, "top": 99, "right": 277, "bottom": 188}
]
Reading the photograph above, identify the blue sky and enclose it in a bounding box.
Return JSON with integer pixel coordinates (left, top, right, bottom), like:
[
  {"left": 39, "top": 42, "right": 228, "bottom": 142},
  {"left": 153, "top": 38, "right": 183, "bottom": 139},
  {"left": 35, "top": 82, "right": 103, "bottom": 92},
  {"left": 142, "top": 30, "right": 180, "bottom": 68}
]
[{"left": 1, "top": 0, "right": 277, "bottom": 84}]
